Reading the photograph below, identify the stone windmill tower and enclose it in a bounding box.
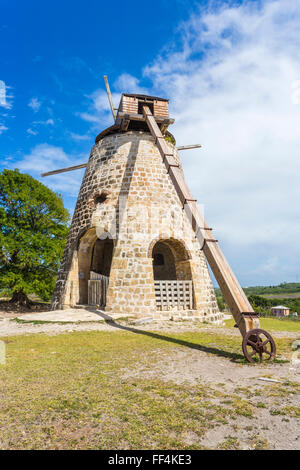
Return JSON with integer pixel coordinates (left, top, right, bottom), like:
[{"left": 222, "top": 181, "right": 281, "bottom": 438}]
[
  {"left": 48, "top": 91, "right": 221, "bottom": 322},
  {"left": 43, "top": 77, "right": 277, "bottom": 361}
]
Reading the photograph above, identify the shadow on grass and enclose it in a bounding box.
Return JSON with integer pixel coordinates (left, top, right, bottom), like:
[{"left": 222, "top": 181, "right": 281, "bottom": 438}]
[{"left": 105, "top": 319, "right": 245, "bottom": 363}]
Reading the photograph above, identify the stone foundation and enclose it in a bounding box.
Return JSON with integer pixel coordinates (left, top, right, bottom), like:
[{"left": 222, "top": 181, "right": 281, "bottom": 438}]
[{"left": 153, "top": 310, "right": 224, "bottom": 325}]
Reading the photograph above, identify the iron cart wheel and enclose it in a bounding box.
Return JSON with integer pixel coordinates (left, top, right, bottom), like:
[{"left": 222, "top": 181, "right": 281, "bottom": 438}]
[{"left": 242, "top": 329, "right": 276, "bottom": 363}]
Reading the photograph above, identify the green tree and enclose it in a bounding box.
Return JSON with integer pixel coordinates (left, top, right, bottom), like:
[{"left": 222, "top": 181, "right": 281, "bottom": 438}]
[
  {"left": 0, "top": 169, "right": 70, "bottom": 305},
  {"left": 216, "top": 295, "right": 226, "bottom": 311}
]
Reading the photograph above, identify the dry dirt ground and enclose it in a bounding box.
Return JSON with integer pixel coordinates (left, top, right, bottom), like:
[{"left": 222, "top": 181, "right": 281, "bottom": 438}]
[
  {"left": 121, "top": 346, "right": 300, "bottom": 450},
  {"left": 0, "top": 309, "right": 299, "bottom": 450},
  {"left": 0, "top": 300, "right": 51, "bottom": 316}
]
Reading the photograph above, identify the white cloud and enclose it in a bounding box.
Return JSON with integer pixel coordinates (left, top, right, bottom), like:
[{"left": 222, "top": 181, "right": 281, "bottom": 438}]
[
  {"left": 32, "top": 118, "right": 54, "bottom": 126},
  {"left": 18, "top": 143, "right": 69, "bottom": 172},
  {"left": 141, "top": 0, "right": 300, "bottom": 284},
  {"left": 113, "top": 73, "right": 148, "bottom": 94},
  {"left": 78, "top": 88, "right": 119, "bottom": 127},
  {"left": 28, "top": 97, "right": 41, "bottom": 112},
  {"left": 26, "top": 119, "right": 55, "bottom": 137},
  {"left": 27, "top": 128, "right": 38, "bottom": 136},
  {"left": 69, "top": 132, "right": 91, "bottom": 141},
  {"left": 0, "top": 80, "right": 13, "bottom": 110},
  {"left": 252, "top": 256, "right": 280, "bottom": 274},
  {"left": 16, "top": 143, "right": 85, "bottom": 197},
  {"left": 0, "top": 124, "right": 8, "bottom": 134},
  {"left": 77, "top": 110, "right": 103, "bottom": 124},
  {"left": 78, "top": 74, "right": 149, "bottom": 128}
]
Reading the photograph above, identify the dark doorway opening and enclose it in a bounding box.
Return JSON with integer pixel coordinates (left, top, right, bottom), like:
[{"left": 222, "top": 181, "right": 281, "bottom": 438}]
[{"left": 91, "top": 238, "right": 114, "bottom": 277}]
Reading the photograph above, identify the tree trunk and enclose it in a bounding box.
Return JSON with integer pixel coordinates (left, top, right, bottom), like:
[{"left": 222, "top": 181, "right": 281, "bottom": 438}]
[{"left": 9, "top": 291, "right": 32, "bottom": 307}]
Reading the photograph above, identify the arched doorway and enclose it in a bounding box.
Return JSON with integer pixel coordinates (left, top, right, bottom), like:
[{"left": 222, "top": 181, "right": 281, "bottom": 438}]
[
  {"left": 77, "top": 228, "right": 113, "bottom": 306},
  {"left": 89, "top": 238, "right": 113, "bottom": 307},
  {"left": 150, "top": 238, "right": 194, "bottom": 310}
]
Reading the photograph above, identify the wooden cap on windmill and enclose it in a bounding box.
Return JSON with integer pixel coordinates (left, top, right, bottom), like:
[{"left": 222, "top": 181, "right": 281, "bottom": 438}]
[
  {"left": 119, "top": 94, "right": 169, "bottom": 118},
  {"left": 116, "top": 93, "right": 174, "bottom": 133},
  {"left": 95, "top": 90, "right": 175, "bottom": 142}
]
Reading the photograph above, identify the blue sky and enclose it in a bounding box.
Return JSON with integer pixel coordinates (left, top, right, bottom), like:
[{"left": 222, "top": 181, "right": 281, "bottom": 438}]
[
  {"left": 1, "top": 0, "right": 204, "bottom": 206},
  {"left": 1, "top": 0, "right": 300, "bottom": 287}
]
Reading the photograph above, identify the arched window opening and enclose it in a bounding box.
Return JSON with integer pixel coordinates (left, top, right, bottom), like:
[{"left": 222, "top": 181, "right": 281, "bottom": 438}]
[
  {"left": 150, "top": 238, "right": 194, "bottom": 310},
  {"left": 152, "top": 242, "right": 176, "bottom": 280}
]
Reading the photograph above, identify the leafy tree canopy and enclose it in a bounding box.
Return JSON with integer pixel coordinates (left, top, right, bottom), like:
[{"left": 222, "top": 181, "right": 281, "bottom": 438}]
[{"left": 0, "top": 169, "right": 70, "bottom": 304}]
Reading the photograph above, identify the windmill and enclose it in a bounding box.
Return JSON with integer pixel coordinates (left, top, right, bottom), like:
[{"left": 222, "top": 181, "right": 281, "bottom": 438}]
[{"left": 43, "top": 76, "right": 276, "bottom": 363}]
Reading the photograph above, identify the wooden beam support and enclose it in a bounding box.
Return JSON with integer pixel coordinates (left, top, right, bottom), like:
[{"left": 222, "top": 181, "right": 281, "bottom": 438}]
[
  {"left": 120, "top": 114, "right": 130, "bottom": 131},
  {"left": 160, "top": 119, "right": 172, "bottom": 134},
  {"left": 142, "top": 104, "right": 258, "bottom": 338}
]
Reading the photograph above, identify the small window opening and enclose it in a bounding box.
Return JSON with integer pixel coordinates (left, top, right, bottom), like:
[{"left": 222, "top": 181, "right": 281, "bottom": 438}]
[
  {"left": 138, "top": 100, "right": 154, "bottom": 115},
  {"left": 153, "top": 253, "right": 164, "bottom": 266},
  {"left": 94, "top": 192, "right": 108, "bottom": 205}
]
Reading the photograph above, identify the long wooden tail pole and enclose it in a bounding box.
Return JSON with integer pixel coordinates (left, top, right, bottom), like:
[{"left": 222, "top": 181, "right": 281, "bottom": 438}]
[{"left": 142, "top": 105, "right": 260, "bottom": 337}]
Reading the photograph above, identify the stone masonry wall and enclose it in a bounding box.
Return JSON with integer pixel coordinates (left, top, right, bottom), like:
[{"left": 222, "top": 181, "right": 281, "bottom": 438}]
[{"left": 51, "top": 131, "right": 222, "bottom": 324}]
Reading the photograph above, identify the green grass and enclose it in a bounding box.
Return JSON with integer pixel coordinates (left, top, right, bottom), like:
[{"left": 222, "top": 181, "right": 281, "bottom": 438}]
[
  {"left": 217, "top": 436, "right": 241, "bottom": 450},
  {"left": 225, "top": 317, "right": 300, "bottom": 333},
  {"left": 0, "top": 328, "right": 296, "bottom": 449}
]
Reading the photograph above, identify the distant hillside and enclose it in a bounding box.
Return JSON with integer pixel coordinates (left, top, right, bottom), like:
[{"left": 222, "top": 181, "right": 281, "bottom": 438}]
[
  {"left": 214, "top": 282, "right": 300, "bottom": 316},
  {"left": 215, "top": 282, "right": 300, "bottom": 298}
]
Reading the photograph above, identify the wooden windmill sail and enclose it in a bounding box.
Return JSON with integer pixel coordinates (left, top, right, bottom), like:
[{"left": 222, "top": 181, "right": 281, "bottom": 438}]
[{"left": 44, "top": 77, "right": 276, "bottom": 362}]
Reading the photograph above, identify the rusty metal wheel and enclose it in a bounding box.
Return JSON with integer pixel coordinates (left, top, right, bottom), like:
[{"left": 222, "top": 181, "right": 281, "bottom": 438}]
[{"left": 242, "top": 329, "right": 276, "bottom": 363}]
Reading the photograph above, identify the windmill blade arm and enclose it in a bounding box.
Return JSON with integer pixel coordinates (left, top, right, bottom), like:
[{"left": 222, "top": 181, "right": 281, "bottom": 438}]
[
  {"left": 142, "top": 104, "right": 259, "bottom": 337},
  {"left": 104, "top": 75, "right": 116, "bottom": 121},
  {"left": 41, "top": 163, "right": 87, "bottom": 177},
  {"left": 177, "top": 144, "right": 202, "bottom": 150}
]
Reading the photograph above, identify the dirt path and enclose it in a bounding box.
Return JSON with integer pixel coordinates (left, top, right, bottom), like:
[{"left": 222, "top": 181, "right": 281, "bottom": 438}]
[
  {"left": 121, "top": 344, "right": 300, "bottom": 450},
  {"left": 0, "top": 315, "right": 299, "bottom": 339},
  {"left": 1, "top": 314, "right": 299, "bottom": 450}
]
